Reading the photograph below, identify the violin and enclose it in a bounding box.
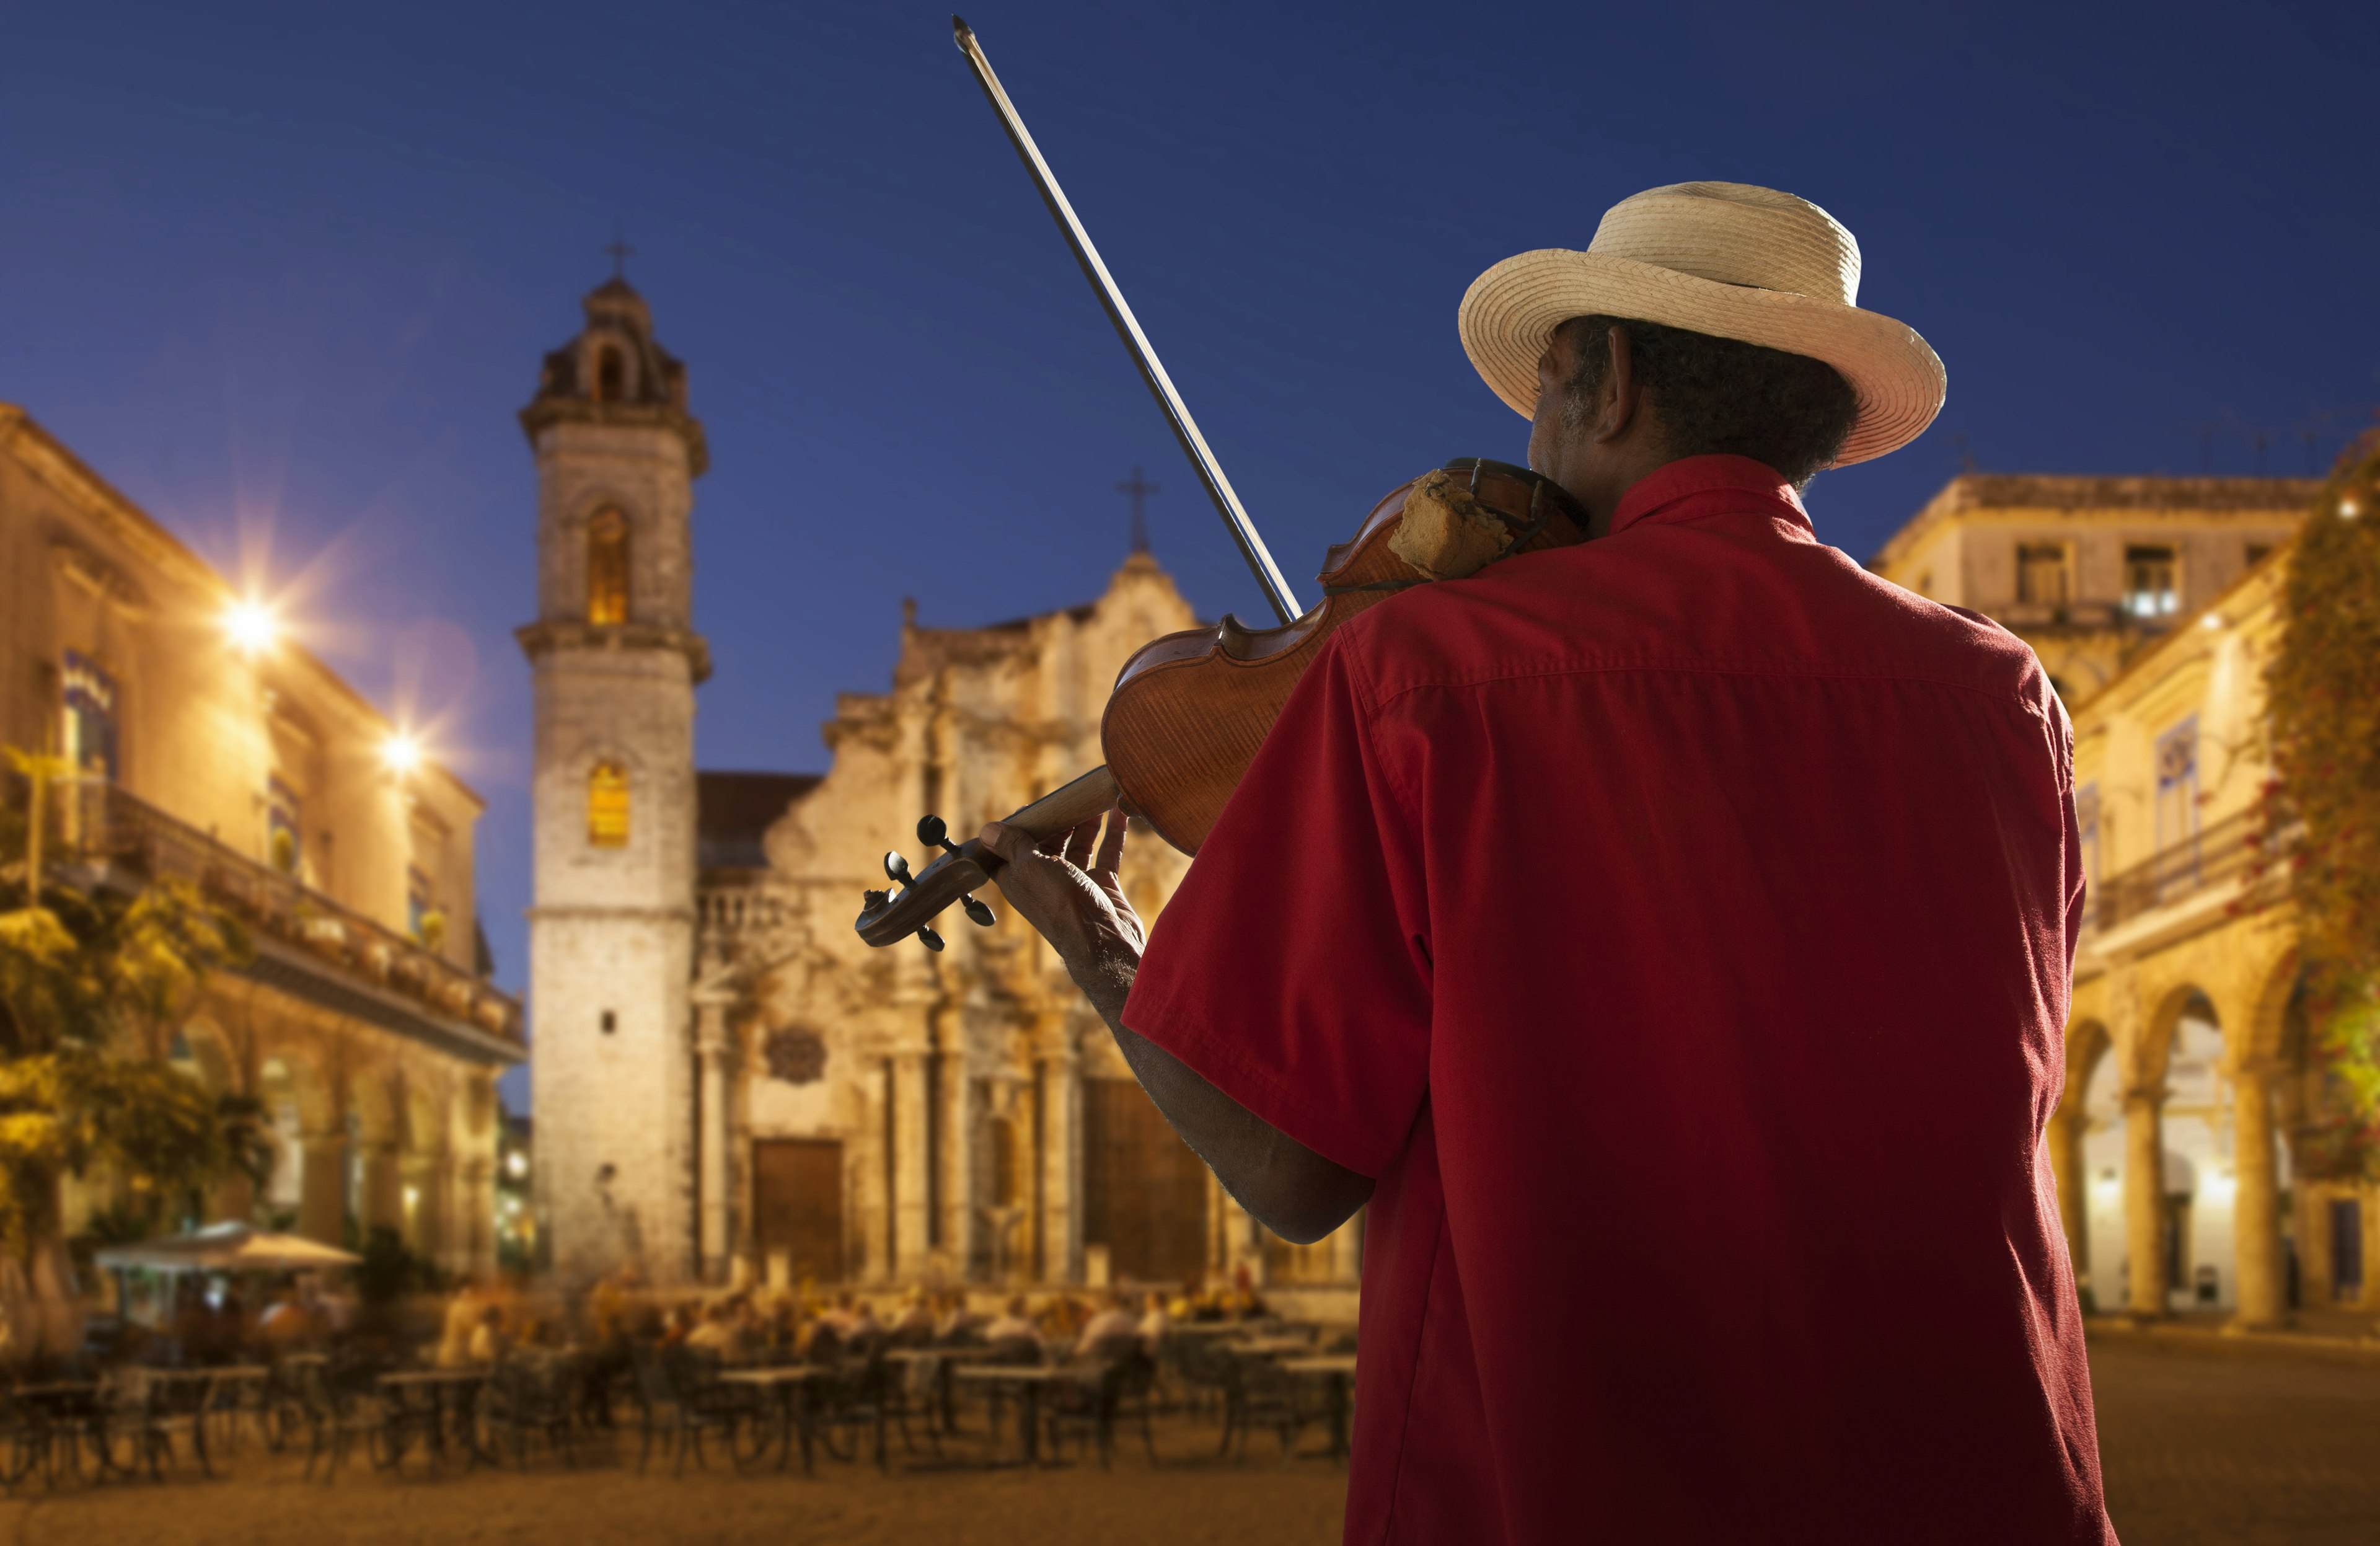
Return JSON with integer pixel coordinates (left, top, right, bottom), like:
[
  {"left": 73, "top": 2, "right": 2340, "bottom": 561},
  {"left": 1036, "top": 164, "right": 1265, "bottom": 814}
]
[{"left": 852, "top": 24, "right": 1590, "bottom": 950}]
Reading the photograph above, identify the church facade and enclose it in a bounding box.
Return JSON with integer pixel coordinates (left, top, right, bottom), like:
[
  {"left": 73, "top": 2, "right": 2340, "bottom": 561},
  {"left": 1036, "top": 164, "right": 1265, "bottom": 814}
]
[{"left": 522, "top": 280, "right": 1360, "bottom": 1306}]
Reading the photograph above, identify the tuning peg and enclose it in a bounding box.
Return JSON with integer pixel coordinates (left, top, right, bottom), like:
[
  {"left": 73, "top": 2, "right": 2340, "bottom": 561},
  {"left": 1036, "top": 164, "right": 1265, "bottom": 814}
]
[
  {"left": 884, "top": 850, "right": 915, "bottom": 886},
  {"left": 917, "top": 924, "right": 946, "bottom": 952},
  {"left": 916, "top": 813, "right": 956, "bottom": 854},
  {"left": 962, "top": 894, "right": 995, "bottom": 927}
]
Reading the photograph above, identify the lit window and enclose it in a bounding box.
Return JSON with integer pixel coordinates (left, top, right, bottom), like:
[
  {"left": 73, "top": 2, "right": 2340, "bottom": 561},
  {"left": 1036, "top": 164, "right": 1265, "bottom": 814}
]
[
  {"left": 2123, "top": 546, "right": 2178, "bottom": 619},
  {"left": 61, "top": 651, "right": 119, "bottom": 780},
  {"left": 587, "top": 508, "right": 630, "bottom": 626},
  {"left": 588, "top": 761, "right": 630, "bottom": 847},
  {"left": 267, "top": 779, "right": 302, "bottom": 876},
  {"left": 2016, "top": 542, "right": 2071, "bottom": 605}
]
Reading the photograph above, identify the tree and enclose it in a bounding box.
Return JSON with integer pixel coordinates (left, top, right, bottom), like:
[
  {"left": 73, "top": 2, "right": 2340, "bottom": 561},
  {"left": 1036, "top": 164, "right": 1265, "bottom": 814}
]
[
  {"left": 2261, "top": 430, "right": 2380, "bottom": 1176},
  {"left": 0, "top": 748, "right": 272, "bottom": 1359}
]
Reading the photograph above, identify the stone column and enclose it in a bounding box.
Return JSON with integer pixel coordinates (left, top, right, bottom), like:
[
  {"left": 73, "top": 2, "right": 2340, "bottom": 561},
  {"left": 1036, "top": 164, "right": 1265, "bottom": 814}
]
[
  {"left": 2045, "top": 1106, "right": 2087, "bottom": 1275},
  {"left": 1329, "top": 1208, "right": 1365, "bottom": 1284},
  {"left": 892, "top": 1049, "right": 931, "bottom": 1278},
  {"left": 361, "top": 1140, "right": 403, "bottom": 1239},
  {"left": 861, "top": 1059, "right": 891, "bottom": 1281},
  {"left": 2122, "top": 1089, "right": 2166, "bottom": 1319},
  {"left": 1038, "top": 1041, "right": 1082, "bottom": 1284},
  {"left": 2230, "top": 1063, "right": 2286, "bottom": 1330},
  {"left": 695, "top": 998, "right": 733, "bottom": 1283},
  {"left": 299, "top": 1126, "right": 349, "bottom": 1245},
  {"left": 940, "top": 1054, "right": 975, "bottom": 1278},
  {"left": 459, "top": 1159, "right": 496, "bottom": 1281}
]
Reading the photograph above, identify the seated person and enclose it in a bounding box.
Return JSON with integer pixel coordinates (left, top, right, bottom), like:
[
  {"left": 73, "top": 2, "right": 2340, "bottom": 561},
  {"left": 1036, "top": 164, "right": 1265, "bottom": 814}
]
[
  {"left": 979, "top": 1295, "right": 1041, "bottom": 1356},
  {"left": 1136, "top": 1291, "right": 1171, "bottom": 1357},
  {"left": 932, "top": 1292, "right": 978, "bottom": 1344},
  {"left": 466, "top": 1304, "right": 508, "bottom": 1365},
  {"left": 1072, "top": 1292, "right": 1142, "bottom": 1360},
  {"left": 684, "top": 1301, "right": 746, "bottom": 1361},
  {"left": 890, "top": 1293, "right": 935, "bottom": 1345}
]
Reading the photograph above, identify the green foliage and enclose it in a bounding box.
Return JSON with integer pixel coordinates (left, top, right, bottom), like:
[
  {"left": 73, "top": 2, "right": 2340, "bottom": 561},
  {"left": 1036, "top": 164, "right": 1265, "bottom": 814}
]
[
  {"left": 0, "top": 762, "right": 261, "bottom": 1256},
  {"left": 2263, "top": 431, "right": 2380, "bottom": 1176}
]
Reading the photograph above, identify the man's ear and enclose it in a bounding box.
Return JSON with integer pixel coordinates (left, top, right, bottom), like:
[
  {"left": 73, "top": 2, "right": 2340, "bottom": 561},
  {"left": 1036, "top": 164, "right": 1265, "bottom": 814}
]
[{"left": 1596, "top": 325, "right": 1639, "bottom": 443}]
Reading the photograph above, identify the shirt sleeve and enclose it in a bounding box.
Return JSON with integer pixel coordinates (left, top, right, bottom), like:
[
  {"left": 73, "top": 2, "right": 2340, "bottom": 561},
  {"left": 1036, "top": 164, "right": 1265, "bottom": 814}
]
[{"left": 1120, "top": 629, "right": 1433, "bottom": 1178}]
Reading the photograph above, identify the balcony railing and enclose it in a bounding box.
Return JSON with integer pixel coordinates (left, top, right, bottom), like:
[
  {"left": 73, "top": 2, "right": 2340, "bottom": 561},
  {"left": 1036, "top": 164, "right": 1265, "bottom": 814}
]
[
  {"left": 12, "top": 774, "right": 521, "bottom": 1044},
  {"left": 2083, "top": 806, "right": 2281, "bottom": 937}
]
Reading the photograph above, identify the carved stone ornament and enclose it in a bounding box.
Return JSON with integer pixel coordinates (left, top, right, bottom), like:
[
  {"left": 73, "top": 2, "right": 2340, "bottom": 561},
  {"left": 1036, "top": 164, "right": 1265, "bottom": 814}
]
[{"left": 763, "top": 1027, "right": 827, "bottom": 1085}]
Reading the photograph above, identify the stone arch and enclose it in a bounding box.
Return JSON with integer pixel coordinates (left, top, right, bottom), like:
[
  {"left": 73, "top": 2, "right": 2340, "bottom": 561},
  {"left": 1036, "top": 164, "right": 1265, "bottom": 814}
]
[
  {"left": 170, "top": 1017, "right": 239, "bottom": 1096},
  {"left": 2068, "top": 1021, "right": 2127, "bottom": 1311},
  {"left": 2135, "top": 981, "right": 2215, "bottom": 1093}
]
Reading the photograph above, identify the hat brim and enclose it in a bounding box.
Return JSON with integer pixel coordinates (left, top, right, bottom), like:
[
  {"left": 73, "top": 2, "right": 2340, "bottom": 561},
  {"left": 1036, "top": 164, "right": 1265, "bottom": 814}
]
[{"left": 1458, "top": 250, "right": 1946, "bottom": 467}]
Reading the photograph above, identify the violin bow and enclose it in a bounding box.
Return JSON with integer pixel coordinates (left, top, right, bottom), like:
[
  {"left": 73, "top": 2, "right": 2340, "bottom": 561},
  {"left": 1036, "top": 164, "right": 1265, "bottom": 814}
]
[{"left": 951, "top": 15, "right": 1304, "bottom": 625}]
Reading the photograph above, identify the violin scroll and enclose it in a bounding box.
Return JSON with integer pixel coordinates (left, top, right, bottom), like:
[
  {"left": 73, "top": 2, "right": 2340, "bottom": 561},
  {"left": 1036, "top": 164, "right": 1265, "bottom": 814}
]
[{"left": 854, "top": 766, "right": 1124, "bottom": 949}]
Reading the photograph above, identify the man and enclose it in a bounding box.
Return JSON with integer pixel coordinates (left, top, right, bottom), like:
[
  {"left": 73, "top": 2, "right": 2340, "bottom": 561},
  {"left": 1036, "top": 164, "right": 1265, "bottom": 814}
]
[
  {"left": 983, "top": 183, "right": 2111, "bottom": 1542},
  {"left": 1072, "top": 1291, "right": 1141, "bottom": 1358}
]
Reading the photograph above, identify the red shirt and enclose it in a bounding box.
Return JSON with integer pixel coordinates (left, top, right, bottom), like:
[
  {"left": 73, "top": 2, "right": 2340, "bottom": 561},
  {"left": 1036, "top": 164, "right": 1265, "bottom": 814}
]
[{"left": 1125, "top": 456, "right": 2113, "bottom": 1544}]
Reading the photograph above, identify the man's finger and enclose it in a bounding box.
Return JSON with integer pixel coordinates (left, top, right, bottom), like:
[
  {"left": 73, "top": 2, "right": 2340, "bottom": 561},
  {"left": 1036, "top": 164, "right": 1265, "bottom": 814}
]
[
  {"left": 1093, "top": 807, "right": 1127, "bottom": 877},
  {"left": 1062, "top": 818, "right": 1100, "bottom": 870},
  {"left": 978, "top": 821, "right": 1041, "bottom": 867}
]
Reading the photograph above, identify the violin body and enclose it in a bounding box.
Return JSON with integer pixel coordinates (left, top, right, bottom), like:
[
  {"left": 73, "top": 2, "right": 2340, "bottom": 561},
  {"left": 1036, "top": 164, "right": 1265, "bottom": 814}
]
[
  {"left": 1103, "top": 457, "right": 1588, "bottom": 854},
  {"left": 853, "top": 457, "right": 1587, "bottom": 947}
]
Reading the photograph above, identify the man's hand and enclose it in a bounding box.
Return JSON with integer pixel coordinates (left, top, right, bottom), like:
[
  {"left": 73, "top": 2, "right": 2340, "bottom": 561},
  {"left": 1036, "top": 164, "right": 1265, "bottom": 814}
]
[
  {"left": 977, "top": 806, "right": 1374, "bottom": 1245},
  {"left": 977, "top": 809, "right": 1143, "bottom": 1009}
]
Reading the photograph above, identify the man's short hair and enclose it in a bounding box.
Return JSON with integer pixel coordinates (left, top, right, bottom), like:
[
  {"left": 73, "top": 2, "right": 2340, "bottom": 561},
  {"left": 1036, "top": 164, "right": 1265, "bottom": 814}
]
[{"left": 1557, "top": 314, "right": 1859, "bottom": 487}]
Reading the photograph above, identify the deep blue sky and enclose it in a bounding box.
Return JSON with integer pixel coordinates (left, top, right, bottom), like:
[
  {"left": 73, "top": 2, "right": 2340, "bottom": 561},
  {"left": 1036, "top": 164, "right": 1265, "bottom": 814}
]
[{"left": 5, "top": 1, "right": 2376, "bottom": 1106}]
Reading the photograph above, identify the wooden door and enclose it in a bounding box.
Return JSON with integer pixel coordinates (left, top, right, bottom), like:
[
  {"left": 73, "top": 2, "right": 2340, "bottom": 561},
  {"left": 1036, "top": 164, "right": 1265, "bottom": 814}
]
[
  {"left": 751, "top": 1139, "right": 845, "bottom": 1284},
  {"left": 1082, "top": 1079, "right": 1208, "bottom": 1288}
]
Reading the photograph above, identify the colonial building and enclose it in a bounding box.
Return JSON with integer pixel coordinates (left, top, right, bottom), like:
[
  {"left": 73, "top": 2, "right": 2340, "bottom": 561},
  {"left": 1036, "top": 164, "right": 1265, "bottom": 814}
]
[
  {"left": 522, "top": 278, "right": 1362, "bottom": 1307},
  {"left": 1873, "top": 471, "right": 2377, "bottom": 1325},
  {"left": 0, "top": 405, "right": 521, "bottom": 1277},
  {"left": 1868, "top": 474, "right": 2315, "bottom": 702}
]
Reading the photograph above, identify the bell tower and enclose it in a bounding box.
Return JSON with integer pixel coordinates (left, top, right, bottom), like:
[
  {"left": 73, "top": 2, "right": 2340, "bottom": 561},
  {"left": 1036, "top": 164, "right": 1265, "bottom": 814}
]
[{"left": 517, "top": 274, "right": 710, "bottom": 1286}]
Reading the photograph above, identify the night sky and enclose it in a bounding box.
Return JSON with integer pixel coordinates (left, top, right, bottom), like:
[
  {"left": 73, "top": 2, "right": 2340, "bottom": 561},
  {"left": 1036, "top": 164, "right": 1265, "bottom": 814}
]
[{"left": 4, "top": 1, "right": 2376, "bottom": 1106}]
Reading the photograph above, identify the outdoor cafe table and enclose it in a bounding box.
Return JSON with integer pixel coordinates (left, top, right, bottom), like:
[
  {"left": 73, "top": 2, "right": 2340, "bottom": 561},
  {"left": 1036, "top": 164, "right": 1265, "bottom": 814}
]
[
  {"left": 950, "top": 1365, "right": 1082, "bottom": 1466},
  {"left": 718, "top": 1365, "right": 827, "bottom": 1475},
  {"left": 377, "top": 1368, "right": 490, "bottom": 1463},
  {"left": 881, "top": 1348, "right": 961, "bottom": 1434},
  {"left": 1280, "top": 1355, "right": 1357, "bottom": 1461}
]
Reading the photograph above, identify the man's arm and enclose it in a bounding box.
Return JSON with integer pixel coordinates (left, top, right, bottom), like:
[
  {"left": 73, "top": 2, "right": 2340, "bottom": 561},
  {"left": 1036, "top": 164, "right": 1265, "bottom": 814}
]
[{"left": 979, "top": 813, "right": 1373, "bottom": 1245}]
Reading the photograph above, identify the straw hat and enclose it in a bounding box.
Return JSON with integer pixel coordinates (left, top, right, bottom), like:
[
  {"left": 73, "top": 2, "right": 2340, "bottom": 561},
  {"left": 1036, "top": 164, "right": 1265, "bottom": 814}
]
[{"left": 1458, "top": 182, "right": 1946, "bottom": 466}]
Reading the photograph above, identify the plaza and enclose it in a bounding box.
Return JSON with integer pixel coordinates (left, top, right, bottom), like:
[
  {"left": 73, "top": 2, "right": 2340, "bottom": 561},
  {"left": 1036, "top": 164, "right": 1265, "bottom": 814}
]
[{"left": 0, "top": 1341, "right": 2369, "bottom": 1545}]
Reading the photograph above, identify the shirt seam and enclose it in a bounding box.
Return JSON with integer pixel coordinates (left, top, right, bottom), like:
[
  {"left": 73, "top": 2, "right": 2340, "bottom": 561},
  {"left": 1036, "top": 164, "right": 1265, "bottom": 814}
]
[
  {"left": 1361, "top": 656, "right": 2051, "bottom": 717},
  {"left": 1377, "top": 1180, "right": 1450, "bottom": 1546},
  {"left": 1337, "top": 634, "right": 1429, "bottom": 831}
]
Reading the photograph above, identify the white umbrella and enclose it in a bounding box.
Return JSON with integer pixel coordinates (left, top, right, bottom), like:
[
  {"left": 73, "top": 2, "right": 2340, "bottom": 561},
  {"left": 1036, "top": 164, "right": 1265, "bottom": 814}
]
[{"left": 94, "top": 1221, "right": 361, "bottom": 1272}]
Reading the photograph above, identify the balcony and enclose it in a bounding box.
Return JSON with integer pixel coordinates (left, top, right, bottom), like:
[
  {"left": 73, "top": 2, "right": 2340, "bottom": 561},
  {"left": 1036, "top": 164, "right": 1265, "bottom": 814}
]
[
  {"left": 15, "top": 774, "right": 521, "bottom": 1055},
  {"left": 2082, "top": 806, "right": 2283, "bottom": 940}
]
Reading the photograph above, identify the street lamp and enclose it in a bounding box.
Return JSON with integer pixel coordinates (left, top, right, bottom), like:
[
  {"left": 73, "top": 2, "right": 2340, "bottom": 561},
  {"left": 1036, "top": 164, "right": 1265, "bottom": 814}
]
[
  {"left": 381, "top": 733, "right": 422, "bottom": 777},
  {"left": 224, "top": 597, "right": 281, "bottom": 656}
]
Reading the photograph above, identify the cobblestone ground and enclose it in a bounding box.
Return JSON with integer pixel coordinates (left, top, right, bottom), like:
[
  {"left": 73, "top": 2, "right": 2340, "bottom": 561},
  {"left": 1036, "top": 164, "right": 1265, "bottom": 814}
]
[
  {"left": 2092, "top": 1339, "right": 2380, "bottom": 1546},
  {"left": 0, "top": 1407, "right": 1348, "bottom": 1546},
  {"left": 0, "top": 1343, "right": 2369, "bottom": 1544}
]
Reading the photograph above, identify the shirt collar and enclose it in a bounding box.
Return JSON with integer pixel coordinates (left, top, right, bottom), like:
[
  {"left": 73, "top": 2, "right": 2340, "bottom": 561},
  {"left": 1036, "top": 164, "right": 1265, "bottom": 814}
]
[{"left": 1607, "top": 454, "right": 1813, "bottom": 540}]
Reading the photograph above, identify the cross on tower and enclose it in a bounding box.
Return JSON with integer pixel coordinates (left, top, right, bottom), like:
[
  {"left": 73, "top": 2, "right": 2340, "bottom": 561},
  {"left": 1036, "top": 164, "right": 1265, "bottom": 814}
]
[
  {"left": 1116, "top": 466, "right": 1159, "bottom": 555},
  {"left": 604, "top": 231, "right": 634, "bottom": 280}
]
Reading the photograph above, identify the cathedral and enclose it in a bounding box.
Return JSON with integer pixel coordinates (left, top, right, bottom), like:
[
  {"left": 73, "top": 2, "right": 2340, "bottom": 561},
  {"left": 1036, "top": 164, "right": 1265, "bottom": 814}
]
[{"left": 520, "top": 277, "right": 1363, "bottom": 1309}]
